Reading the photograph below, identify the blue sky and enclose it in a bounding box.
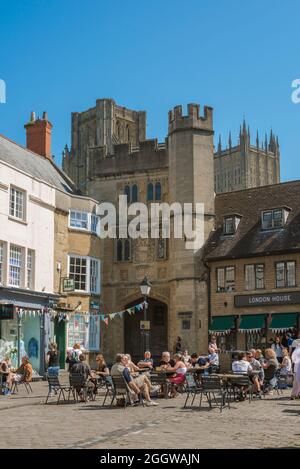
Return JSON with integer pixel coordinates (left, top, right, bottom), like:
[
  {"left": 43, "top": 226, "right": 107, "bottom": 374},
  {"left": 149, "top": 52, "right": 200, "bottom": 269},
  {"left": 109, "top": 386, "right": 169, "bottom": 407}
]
[{"left": 0, "top": 0, "right": 300, "bottom": 180}]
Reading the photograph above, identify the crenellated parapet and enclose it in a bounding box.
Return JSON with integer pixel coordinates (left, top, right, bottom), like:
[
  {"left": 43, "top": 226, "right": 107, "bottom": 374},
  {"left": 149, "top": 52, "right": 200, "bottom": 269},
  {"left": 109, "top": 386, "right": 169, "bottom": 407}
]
[
  {"left": 87, "top": 139, "right": 168, "bottom": 178},
  {"left": 168, "top": 103, "right": 213, "bottom": 135}
]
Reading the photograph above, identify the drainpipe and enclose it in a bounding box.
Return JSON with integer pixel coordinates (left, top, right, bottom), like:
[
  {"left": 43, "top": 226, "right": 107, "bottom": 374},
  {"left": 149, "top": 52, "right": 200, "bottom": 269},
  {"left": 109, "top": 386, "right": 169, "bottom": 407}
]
[
  {"left": 17, "top": 308, "right": 22, "bottom": 367},
  {"left": 204, "top": 261, "right": 212, "bottom": 333},
  {"left": 40, "top": 307, "right": 46, "bottom": 376}
]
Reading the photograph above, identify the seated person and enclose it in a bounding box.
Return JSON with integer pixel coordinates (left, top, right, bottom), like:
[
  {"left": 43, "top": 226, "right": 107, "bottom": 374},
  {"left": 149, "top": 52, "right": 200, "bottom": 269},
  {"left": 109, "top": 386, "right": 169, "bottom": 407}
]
[
  {"left": 164, "top": 354, "right": 187, "bottom": 397},
  {"left": 207, "top": 346, "right": 220, "bottom": 373},
  {"left": 94, "top": 354, "right": 109, "bottom": 377},
  {"left": 72, "top": 353, "right": 96, "bottom": 400},
  {"left": 111, "top": 354, "right": 158, "bottom": 406},
  {"left": 159, "top": 351, "right": 175, "bottom": 368},
  {"left": 137, "top": 351, "right": 154, "bottom": 369},
  {"left": 231, "top": 352, "right": 253, "bottom": 400},
  {"left": 208, "top": 335, "right": 220, "bottom": 353},
  {"left": 245, "top": 351, "right": 262, "bottom": 394},
  {"left": 189, "top": 353, "right": 200, "bottom": 367},
  {"left": 279, "top": 348, "right": 292, "bottom": 375},
  {"left": 0, "top": 356, "right": 13, "bottom": 388},
  {"left": 182, "top": 350, "right": 191, "bottom": 366},
  {"left": 124, "top": 354, "right": 141, "bottom": 376},
  {"left": 11, "top": 356, "right": 33, "bottom": 384},
  {"left": 232, "top": 352, "right": 253, "bottom": 374},
  {"left": 262, "top": 348, "right": 279, "bottom": 393}
]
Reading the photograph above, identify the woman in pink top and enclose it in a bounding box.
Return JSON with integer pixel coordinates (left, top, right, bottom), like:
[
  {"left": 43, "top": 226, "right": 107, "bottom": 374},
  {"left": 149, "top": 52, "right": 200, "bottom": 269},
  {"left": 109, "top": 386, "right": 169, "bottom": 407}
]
[{"left": 164, "top": 354, "right": 187, "bottom": 397}]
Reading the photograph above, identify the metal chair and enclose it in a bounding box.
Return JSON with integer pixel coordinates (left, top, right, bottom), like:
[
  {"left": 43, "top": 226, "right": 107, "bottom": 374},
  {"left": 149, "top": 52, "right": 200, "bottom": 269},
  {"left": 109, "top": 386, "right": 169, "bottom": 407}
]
[
  {"left": 102, "top": 375, "right": 115, "bottom": 407},
  {"left": 150, "top": 372, "right": 171, "bottom": 398},
  {"left": 45, "top": 374, "right": 71, "bottom": 404},
  {"left": 229, "top": 374, "right": 254, "bottom": 403},
  {"left": 11, "top": 379, "right": 33, "bottom": 395},
  {"left": 110, "top": 375, "right": 133, "bottom": 408},
  {"left": 200, "top": 376, "right": 230, "bottom": 412},
  {"left": 183, "top": 373, "right": 202, "bottom": 408},
  {"left": 68, "top": 373, "right": 94, "bottom": 403}
]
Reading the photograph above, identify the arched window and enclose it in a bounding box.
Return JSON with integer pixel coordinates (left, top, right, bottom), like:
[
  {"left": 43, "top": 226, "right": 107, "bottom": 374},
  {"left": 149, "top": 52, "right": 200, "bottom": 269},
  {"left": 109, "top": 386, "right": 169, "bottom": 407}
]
[
  {"left": 126, "top": 125, "right": 130, "bottom": 142},
  {"left": 131, "top": 184, "right": 138, "bottom": 203},
  {"left": 155, "top": 182, "right": 161, "bottom": 201},
  {"left": 116, "top": 121, "right": 120, "bottom": 138},
  {"left": 117, "top": 239, "right": 123, "bottom": 261},
  {"left": 124, "top": 239, "right": 131, "bottom": 261},
  {"left": 124, "top": 185, "right": 130, "bottom": 202},
  {"left": 147, "top": 183, "right": 154, "bottom": 201},
  {"left": 116, "top": 239, "right": 131, "bottom": 261}
]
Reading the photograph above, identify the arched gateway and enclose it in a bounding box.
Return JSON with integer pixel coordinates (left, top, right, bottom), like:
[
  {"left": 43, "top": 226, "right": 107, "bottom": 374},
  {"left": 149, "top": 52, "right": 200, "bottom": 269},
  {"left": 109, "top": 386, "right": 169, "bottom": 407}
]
[{"left": 124, "top": 298, "right": 168, "bottom": 363}]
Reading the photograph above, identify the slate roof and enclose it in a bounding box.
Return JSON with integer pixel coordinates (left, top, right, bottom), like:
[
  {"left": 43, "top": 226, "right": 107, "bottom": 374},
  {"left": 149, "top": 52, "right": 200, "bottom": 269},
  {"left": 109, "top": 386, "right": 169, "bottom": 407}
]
[
  {"left": 204, "top": 180, "right": 300, "bottom": 261},
  {"left": 0, "top": 134, "right": 77, "bottom": 194}
]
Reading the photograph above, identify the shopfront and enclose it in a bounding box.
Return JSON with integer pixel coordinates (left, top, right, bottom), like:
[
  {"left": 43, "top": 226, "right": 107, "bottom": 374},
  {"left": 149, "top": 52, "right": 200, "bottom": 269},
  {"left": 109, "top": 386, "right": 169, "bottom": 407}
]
[
  {"left": 209, "top": 309, "right": 299, "bottom": 370},
  {"left": 0, "top": 287, "right": 59, "bottom": 374}
]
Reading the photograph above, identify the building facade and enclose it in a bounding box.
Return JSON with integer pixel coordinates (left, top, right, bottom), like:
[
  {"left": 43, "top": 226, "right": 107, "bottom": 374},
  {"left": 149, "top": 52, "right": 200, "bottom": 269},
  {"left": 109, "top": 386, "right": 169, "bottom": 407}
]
[
  {"left": 205, "top": 181, "right": 300, "bottom": 368},
  {"left": 0, "top": 113, "right": 102, "bottom": 371},
  {"left": 63, "top": 100, "right": 215, "bottom": 361}
]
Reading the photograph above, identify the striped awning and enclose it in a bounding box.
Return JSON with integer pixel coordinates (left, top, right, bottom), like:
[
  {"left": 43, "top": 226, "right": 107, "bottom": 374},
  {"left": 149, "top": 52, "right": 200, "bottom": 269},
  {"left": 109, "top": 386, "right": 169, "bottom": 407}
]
[
  {"left": 209, "top": 316, "right": 235, "bottom": 335},
  {"left": 269, "top": 313, "right": 298, "bottom": 333},
  {"left": 238, "top": 314, "right": 266, "bottom": 333}
]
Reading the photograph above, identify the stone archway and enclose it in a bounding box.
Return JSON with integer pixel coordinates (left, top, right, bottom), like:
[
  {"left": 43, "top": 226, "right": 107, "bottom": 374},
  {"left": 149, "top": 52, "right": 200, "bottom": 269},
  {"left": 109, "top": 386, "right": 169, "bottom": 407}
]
[{"left": 124, "top": 297, "right": 168, "bottom": 363}]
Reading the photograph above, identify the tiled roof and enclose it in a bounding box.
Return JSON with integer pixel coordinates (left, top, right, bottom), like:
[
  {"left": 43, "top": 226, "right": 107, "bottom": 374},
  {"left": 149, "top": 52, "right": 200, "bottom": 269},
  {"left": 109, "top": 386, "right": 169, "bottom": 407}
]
[
  {"left": 205, "top": 180, "right": 300, "bottom": 260},
  {"left": 0, "top": 134, "right": 77, "bottom": 194}
]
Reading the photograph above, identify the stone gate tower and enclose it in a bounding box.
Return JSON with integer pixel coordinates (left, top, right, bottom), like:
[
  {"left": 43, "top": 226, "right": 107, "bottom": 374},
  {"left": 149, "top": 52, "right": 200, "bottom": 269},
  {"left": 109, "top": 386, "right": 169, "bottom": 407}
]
[{"left": 167, "top": 104, "right": 215, "bottom": 353}]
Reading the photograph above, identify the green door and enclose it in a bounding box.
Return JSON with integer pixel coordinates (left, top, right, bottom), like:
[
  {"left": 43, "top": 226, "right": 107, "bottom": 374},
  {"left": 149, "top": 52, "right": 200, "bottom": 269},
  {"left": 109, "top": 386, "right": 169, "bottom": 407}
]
[{"left": 54, "top": 320, "right": 66, "bottom": 369}]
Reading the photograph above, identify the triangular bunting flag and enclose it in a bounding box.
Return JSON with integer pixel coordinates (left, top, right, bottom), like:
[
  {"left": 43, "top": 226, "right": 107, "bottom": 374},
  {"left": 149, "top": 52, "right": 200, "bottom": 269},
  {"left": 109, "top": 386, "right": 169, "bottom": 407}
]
[{"left": 104, "top": 318, "right": 109, "bottom": 326}]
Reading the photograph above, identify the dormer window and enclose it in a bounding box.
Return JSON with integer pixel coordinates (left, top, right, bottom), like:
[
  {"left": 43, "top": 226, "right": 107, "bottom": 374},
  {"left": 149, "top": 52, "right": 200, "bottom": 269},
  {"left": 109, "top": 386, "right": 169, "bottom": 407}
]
[
  {"left": 261, "top": 208, "right": 288, "bottom": 231},
  {"left": 223, "top": 215, "right": 241, "bottom": 235}
]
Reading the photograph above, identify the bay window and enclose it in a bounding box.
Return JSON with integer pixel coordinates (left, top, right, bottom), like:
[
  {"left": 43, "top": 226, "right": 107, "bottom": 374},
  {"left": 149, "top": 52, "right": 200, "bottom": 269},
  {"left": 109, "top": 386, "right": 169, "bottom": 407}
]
[
  {"left": 69, "top": 210, "right": 100, "bottom": 235},
  {"left": 68, "top": 255, "right": 101, "bottom": 293}
]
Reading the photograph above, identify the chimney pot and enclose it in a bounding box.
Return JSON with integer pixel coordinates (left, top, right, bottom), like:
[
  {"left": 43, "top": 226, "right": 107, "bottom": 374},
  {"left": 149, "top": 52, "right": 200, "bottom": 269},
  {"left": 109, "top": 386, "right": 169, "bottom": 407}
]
[{"left": 24, "top": 111, "right": 53, "bottom": 159}]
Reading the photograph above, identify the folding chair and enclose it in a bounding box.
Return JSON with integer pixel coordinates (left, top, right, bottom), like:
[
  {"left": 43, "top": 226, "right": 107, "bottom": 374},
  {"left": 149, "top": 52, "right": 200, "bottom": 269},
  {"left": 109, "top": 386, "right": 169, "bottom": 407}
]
[
  {"left": 229, "top": 374, "right": 254, "bottom": 403},
  {"left": 11, "top": 379, "right": 33, "bottom": 395},
  {"left": 111, "top": 375, "right": 135, "bottom": 408},
  {"left": 183, "top": 373, "right": 202, "bottom": 408},
  {"left": 68, "top": 373, "right": 94, "bottom": 403},
  {"left": 45, "top": 374, "right": 71, "bottom": 404},
  {"left": 200, "top": 376, "right": 230, "bottom": 412}
]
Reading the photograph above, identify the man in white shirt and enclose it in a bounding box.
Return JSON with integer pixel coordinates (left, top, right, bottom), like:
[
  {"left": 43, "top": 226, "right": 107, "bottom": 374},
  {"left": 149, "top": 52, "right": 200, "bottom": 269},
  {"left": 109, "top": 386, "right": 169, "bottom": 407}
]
[
  {"left": 232, "top": 352, "right": 253, "bottom": 373},
  {"left": 207, "top": 346, "right": 220, "bottom": 373}
]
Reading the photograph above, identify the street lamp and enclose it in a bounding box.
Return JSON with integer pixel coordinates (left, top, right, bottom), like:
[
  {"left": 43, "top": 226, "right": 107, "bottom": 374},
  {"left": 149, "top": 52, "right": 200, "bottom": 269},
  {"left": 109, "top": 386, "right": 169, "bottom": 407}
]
[{"left": 140, "top": 276, "right": 151, "bottom": 354}]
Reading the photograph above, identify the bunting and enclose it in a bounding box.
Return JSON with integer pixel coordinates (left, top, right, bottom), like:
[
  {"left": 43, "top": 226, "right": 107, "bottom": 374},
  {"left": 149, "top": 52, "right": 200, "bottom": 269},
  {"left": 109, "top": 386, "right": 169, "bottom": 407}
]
[{"left": 15, "top": 301, "right": 146, "bottom": 328}]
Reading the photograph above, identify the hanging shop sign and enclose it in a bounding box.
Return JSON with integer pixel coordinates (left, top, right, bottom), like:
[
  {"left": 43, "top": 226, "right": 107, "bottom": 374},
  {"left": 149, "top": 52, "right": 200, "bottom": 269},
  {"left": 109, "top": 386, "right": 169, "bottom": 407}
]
[
  {"left": 62, "top": 278, "right": 75, "bottom": 292},
  {"left": 234, "top": 292, "right": 300, "bottom": 307},
  {"left": 0, "top": 304, "right": 14, "bottom": 320}
]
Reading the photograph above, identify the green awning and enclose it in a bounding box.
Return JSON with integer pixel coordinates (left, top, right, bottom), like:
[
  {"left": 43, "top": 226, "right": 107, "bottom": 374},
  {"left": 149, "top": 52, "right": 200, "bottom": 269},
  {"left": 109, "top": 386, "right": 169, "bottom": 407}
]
[
  {"left": 239, "top": 314, "right": 266, "bottom": 333},
  {"left": 269, "top": 313, "right": 298, "bottom": 332},
  {"left": 209, "top": 316, "right": 235, "bottom": 335}
]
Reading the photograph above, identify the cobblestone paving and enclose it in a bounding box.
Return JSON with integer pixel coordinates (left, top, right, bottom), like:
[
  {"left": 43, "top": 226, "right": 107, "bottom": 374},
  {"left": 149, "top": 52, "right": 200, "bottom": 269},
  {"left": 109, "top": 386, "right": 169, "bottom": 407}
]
[{"left": 0, "top": 380, "right": 299, "bottom": 449}]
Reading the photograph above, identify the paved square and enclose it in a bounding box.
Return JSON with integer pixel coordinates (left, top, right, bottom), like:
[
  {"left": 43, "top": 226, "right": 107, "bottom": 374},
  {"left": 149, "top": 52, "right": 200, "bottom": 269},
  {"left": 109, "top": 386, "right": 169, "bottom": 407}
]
[{"left": 0, "top": 380, "right": 299, "bottom": 449}]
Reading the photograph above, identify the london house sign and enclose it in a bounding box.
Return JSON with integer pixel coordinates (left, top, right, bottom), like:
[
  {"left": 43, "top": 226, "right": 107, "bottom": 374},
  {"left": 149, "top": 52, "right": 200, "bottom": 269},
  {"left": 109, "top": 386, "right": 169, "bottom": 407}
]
[{"left": 234, "top": 292, "right": 300, "bottom": 308}]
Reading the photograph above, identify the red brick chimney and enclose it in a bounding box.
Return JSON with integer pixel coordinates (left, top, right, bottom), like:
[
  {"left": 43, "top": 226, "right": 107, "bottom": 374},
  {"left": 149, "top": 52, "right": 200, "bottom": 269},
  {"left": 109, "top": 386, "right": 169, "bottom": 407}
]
[{"left": 24, "top": 111, "right": 53, "bottom": 159}]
